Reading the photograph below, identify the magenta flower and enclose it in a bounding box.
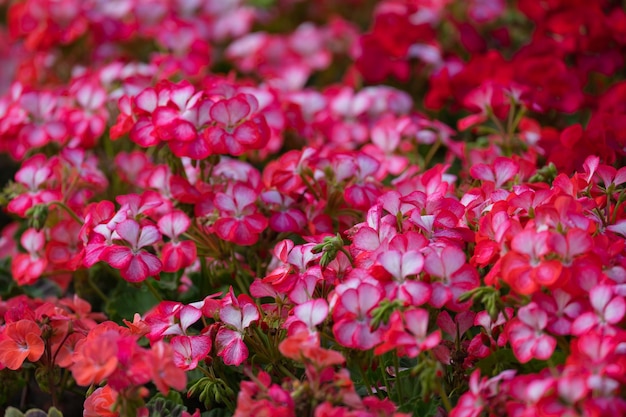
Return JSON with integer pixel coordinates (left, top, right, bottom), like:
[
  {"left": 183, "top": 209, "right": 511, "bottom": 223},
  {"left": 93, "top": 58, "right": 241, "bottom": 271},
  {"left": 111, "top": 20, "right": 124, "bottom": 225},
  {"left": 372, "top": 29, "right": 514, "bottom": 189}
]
[
  {"left": 213, "top": 183, "right": 268, "bottom": 246},
  {"left": 375, "top": 308, "right": 441, "bottom": 357},
  {"left": 332, "top": 282, "right": 384, "bottom": 350},
  {"left": 101, "top": 219, "right": 162, "bottom": 283},
  {"left": 507, "top": 303, "right": 556, "bottom": 363},
  {"left": 216, "top": 291, "right": 260, "bottom": 366}
]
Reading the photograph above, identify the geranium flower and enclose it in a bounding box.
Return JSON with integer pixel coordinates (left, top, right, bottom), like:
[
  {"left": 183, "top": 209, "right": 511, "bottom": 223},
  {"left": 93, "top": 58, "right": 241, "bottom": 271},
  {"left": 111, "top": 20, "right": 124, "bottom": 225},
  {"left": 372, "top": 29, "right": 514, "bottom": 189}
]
[
  {"left": 332, "top": 282, "right": 384, "bottom": 350},
  {"left": 100, "top": 219, "right": 162, "bottom": 282},
  {"left": 507, "top": 303, "right": 556, "bottom": 363},
  {"left": 213, "top": 183, "right": 268, "bottom": 246},
  {"left": 375, "top": 308, "right": 441, "bottom": 358},
  {"left": 0, "top": 319, "right": 45, "bottom": 370},
  {"left": 215, "top": 290, "right": 260, "bottom": 366}
]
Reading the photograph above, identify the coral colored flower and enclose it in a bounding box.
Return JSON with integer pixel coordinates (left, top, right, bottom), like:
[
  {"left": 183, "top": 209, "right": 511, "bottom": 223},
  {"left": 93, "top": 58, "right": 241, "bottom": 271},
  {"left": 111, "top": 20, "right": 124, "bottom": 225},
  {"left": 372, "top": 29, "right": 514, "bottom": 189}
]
[
  {"left": 0, "top": 319, "right": 45, "bottom": 370},
  {"left": 71, "top": 330, "right": 119, "bottom": 386},
  {"left": 500, "top": 229, "right": 563, "bottom": 295},
  {"left": 149, "top": 341, "right": 187, "bottom": 395},
  {"left": 84, "top": 385, "right": 119, "bottom": 417}
]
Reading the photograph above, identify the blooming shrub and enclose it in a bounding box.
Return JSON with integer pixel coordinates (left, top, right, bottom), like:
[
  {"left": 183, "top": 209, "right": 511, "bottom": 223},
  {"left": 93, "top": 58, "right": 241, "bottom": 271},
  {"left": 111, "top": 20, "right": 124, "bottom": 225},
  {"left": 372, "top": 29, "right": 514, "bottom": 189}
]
[{"left": 0, "top": 0, "right": 625, "bottom": 416}]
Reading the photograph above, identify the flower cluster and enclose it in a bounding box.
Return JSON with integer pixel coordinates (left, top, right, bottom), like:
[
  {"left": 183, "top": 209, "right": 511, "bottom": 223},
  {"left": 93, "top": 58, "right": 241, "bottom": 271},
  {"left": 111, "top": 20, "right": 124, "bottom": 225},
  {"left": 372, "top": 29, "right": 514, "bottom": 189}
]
[{"left": 0, "top": 0, "right": 625, "bottom": 417}]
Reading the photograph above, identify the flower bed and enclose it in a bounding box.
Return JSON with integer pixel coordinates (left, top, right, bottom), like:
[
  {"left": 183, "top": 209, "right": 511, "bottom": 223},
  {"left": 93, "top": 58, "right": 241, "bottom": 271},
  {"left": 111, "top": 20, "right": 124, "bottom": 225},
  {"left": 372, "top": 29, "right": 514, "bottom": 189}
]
[{"left": 0, "top": 0, "right": 625, "bottom": 416}]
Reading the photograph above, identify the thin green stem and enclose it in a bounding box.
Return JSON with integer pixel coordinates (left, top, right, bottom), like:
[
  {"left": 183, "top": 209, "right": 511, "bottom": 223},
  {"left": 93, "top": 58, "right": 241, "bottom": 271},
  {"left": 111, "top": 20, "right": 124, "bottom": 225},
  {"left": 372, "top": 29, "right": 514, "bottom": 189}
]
[
  {"left": 428, "top": 352, "right": 452, "bottom": 412},
  {"left": 88, "top": 274, "right": 109, "bottom": 303},
  {"left": 393, "top": 353, "right": 405, "bottom": 403},
  {"left": 145, "top": 279, "right": 163, "bottom": 302},
  {"left": 359, "top": 365, "right": 375, "bottom": 397},
  {"left": 422, "top": 139, "right": 442, "bottom": 169},
  {"left": 49, "top": 201, "right": 84, "bottom": 225}
]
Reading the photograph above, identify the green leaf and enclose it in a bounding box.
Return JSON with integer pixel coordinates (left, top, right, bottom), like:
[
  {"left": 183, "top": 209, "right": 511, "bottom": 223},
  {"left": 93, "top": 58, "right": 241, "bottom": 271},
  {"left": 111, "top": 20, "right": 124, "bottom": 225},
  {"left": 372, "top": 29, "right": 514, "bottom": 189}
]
[
  {"left": 4, "top": 407, "right": 25, "bottom": 417},
  {"left": 23, "top": 410, "right": 47, "bottom": 417},
  {"left": 106, "top": 281, "right": 160, "bottom": 321},
  {"left": 46, "top": 408, "right": 63, "bottom": 417},
  {"left": 202, "top": 409, "right": 232, "bottom": 417}
]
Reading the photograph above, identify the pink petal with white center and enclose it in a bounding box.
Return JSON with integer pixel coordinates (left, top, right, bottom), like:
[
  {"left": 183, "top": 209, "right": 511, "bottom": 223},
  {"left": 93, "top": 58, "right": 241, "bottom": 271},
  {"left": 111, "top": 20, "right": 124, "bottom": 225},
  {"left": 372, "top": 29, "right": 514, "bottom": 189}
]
[
  {"left": 396, "top": 280, "right": 431, "bottom": 306},
  {"left": 429, "top": 282, "right": 451, "bottom": 308},
  {"left": 216, "top": 328, "right": 247, "bottom": 366},
  {"left": 401, "top": 251, "right": 425, "bottom": 277},
  {"left": 136, "top": 88, "right": 158, "bottom": 112},
  {"left": 607, "top": 220, "right": 626, "bottom": 237},
  {"left": 115, "top": 219, "right": 140, "bottom": 248},
  {"left": 570, "top": 312, "right": 597, "bottom": 335},
  {"left": 233, "top": 184, "right": 258, "bottom": 210},
  {"left": 518, "top": 304, "right": 548, "bottom": 329},
  {"left": 351, "top": 283, "right": 382, "bottom": 314},
  {"left": 169, "top": 83, "right": 195, "bottom": 110},
  {"left": 352, "top": 227, "right": 380, "bottom": 251},
  {"left": 424, "top": 248, "right": 445, "bottom": 278},
  {"left": 214, "top": 192, "right": 236, "bottom": 213},
  {"left": 233, "top": 121, "right": 260, "bottom": 146},
  {"left": 565, "top": 228, "right": 592, "bottom": 258},
  {"left": 171, "top": 335, "right": 211, "bottom": 371},
  {"left": 219, "top": 304, "right": 243, "bottom": 330},
  {"left": 493, "top": 157, "right": 519, "bottom": 187},
  {"left": 295, "top": 299, "right": 328, "bottom": 329},
  {"left": 137, "top": 224, "right": 161, "bottom": 248},
  {"left": 158, "top": 210, "right": 191, "bottom": 239},
  {"left": 243, "top": 213, "right": 268, "bottom": 234},
  {"left": 123, "top": 255, "right": 149, "bottom": 282},
  {"left": 378, "top": 251, "right": 402, "bottom": 280},
  {"left": 514, "top": 338, "right": 535, "bottom": 363},
  {"left": 137, "top": 252, "right": 162, "bottom": 276},
  {"left": 615, "top": 166, "right": 626, "bottom": 186},
  {"left": 604, "top": 296, "right": 626, "bottom": 324},
  {"left": 179, "top": 305, "right": 202, "bottom": 333},
  {"left": 355, "top": 153, "right": 380, "bottom": 179},
  {"left": 241, "top": 303, "right": 259, "bottom": 329},
  {"left": 404, "top": 308, "right": 430, "bottom": 338},
  {"left": 101, "top": 245, "right": 132, "bottom": 269},
  {"left": 442, "top": 246, "right": 466, "bottom": 276},
  {"left": 469, "top": 163, "right": 495, "bottom": 182},
  {"left": 210, "top": 96, "right": 250, "bottom": 126},
  {"left": 582, "top": 155, "right": 600, "bottom": 184},
  {"left": 21, "top": 228, "right": 45, "bottom": 253},
  {"left": 533, "top": 335, "right": 556, "bottom": 360},
  {"left": 589, "top": 285, "right": 613, "bottom": 314}
]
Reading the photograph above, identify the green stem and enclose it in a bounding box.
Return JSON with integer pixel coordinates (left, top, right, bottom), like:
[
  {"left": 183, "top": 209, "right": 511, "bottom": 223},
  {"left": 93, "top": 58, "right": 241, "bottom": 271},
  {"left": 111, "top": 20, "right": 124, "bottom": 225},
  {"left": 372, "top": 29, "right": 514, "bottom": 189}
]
[
  {"left": 428, "top": 352, "right": 452, "bottom": 413},
  {"left": 88, "top": 274, "right": 109, "bottom": 303},
  {"left": 435, "top": 377, "right": 452, "bottom": 413},
  {"left": 611, "top": 188, "right": 626, "bottom": 224},
  {"left": 48, "top": 201, "right": 84, "bottom": 225},
  {"left": 145, "top": 279, "right": 163, "bottom": 302},
  {"left": 277, "top": 363, "right": 298, "bottom": 380},
  {"left": 422, "top": 139, "right": 442, "bottom": 169},
  {"left": 359, "top": 365, "right": 375, "bottom": 397},
  {"left": 393, "top": 353, "right": 405, "bottom": 403}
]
